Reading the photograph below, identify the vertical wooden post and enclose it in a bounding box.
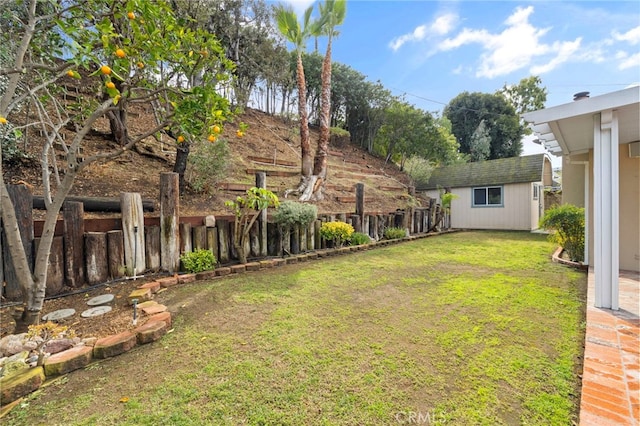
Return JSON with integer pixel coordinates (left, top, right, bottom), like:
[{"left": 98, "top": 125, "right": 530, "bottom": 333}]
[
  {"left": 250, "top": 223, "right": 260, "bottom": 257},
  {"left": 267, "top": 223, "right": 279, "bottom": 256},
  {"left": 121, "top": 192, "right": 145, "bottom": 275},
  {"left": 315, "top": 219, "right": 323, "bottom": 249},
  {"left": 34, "top": 236, "right": 64, "bottom": 297},
  {"left": 217, "top": 219, "right": 230, "bottom": 263},
  {"left": 192, "top": 225, "right": 207, "bottom": 250},
  {"left": 63, "top": 201, "right": 84, "bottom": 288},
  {"left": 107, "top": 230, "right": 125, "bottom": 279},
  {"left": 180, "top": 223, "right": 192, "bottom": 254},
  {"left": 256, "top": 172, "right": 268, "bottom": 257},
  {"left": 145, "top": 226, "right": 161, "bottom": 272},
  {"left": 206, "top": 227, "right": 219, "bottom": 261},
  {"left": 290, "top": 224, "right": 300, "bottom": 254},
  {"left": 306, "top": 222, "right": 315, "bottom": 251},
  {"left": 282, "top": 225, "right": 291, "bottom": 255},
  {"left": 355, "top": 183, "right": 365, "bottom": 226},
  {"left": 351, "top": 215, "right": 362, "bottom": 233},
  {"left": 85, "top": 232, "right": 108, "bottom": 284},
  {"left": 300, "top": 224, "right": 307, "bottom": 252},
  {"left": 2, "top": 184, "right": 34, "bottom": 300},
  {"left": 362, "top": 215, "right": 370, "bottom": 239},
  {"left": 160, "top": 172, "right": 180, "bottom": 273}
]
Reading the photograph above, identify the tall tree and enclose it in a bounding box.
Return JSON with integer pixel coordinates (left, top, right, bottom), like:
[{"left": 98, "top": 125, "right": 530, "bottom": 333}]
[
  {"left": 444, "top": 91, "right": 524, "bottom": 161},
  {"left": 469, "top": 119, "right": 491, "bottom": 162},
  {"left": 0, "top": 0, "right": 232, "bottom": 328},
  {"left": 275, "top": 4, "right": 318, "bottom": 185},
  {"left": 499, "top": 76, "right": 547, "bottom": 135}
]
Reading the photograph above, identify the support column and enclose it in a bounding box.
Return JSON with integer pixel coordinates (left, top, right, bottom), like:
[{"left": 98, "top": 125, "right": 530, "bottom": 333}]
[{"left": 593, "top": 111, "right": 619, "bottom": 310}]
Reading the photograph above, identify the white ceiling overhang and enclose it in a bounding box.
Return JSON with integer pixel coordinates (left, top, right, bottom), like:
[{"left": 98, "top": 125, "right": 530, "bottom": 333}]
[{"left": 523, "top": 87, "right": 640, "bottom": 156}]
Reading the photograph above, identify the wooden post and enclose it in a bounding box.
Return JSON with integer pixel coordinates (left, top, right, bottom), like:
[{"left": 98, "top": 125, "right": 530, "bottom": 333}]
[
  {"left": 314, "top": 220, "right": 322, "bottom": 249},
  {"left": 351, "top": 215, "right": 362, "bottom": 233},
  {"left": 300, "top": 224, "right": 307, "bottom": 252},
  {"left": 336, "top": 213, "right": 346, "bottom": 223},
  {"left": 107, "top": 230, "right": 125, "bottom": 279},
  {"left": 267, "top": 223, "right": 279, "bottom": 256},
  {"left": 145, "top": 226, "right": 161, "bottom": 272},
  {"left": 160, "top": 172, "right": 179, "bottom": 273},
  {"left": 282, "top": 225, "right": 291, "bottom": 255},
  {"left": 217, "top": 219, "right": 230, "bottom": 263},
  {"left": 363, "top": 215, "right": 370, "bottom": 239},
  {"left": 2, "top": 184, "right": 34, "bottom": 300},
  {"left": 192, "top": 225, "right": 207, "bottom": 250},
  {"left": 250, "top": 223, "right": 260, "bottom": 257},
  {"left": 63, "top": 201, "right": 84, "bottom": 288},
  {"left": 206, "top": 227, "right": 219, "bottom": 261},
  {"left": 121, "top": 192, "right": 145, "bottom": 276},
  {"left": 34, "top": 236, "right": 64, "bottom": 297},
  {"left": 306, "top": 222, "right": 315, "bottom": 251},
  {"left": 85, "top": 232, "right": 108, "bottom": 284},
  {"left": 290, "top": 223, "right": 300, "bottom": 254},
  {"left": 180, "top": 223, "right": 192, "bottom": 254},
  {"left": 355, "top": 183, "right": 365, "bottom": 225},
  {"left": 256, "top": 172, "right": 268, "bottom": 257}
]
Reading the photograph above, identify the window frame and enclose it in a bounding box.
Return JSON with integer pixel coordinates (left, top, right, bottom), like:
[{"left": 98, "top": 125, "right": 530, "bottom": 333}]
[{"left": 472, "top": 185, "right": 503, "bottom": 207}]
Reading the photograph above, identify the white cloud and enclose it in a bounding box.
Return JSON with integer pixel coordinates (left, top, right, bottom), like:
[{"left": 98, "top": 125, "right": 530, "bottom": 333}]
[
  {"left": 530, "top": 39, "right": 581, "bottom": 75},
  {"left": 282, "top": 0, "right": 316, "bottom": 17},
  {"left": 389, "top": 13, "right": 458, "bottom": 51},
  {"left": 613, "top": 26, "right": 640, "bottom": 45},
  {"left": 616, "top": 51, "right": 640, "bottom": 70}
]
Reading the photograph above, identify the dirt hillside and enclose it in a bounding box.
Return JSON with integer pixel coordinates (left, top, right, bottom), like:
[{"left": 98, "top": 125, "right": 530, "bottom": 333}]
[{"left": 3, "top": 105, "right": 418, "bottom": 218}]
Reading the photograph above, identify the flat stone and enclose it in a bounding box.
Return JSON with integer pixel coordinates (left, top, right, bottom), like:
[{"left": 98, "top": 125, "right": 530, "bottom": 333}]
[
  {"left": 81, "top": 306, "right": 112, "bottom": 318},
  {"left": 43, "top": 346, "right": 93, "bottom": 376},
  {"left": 178, "top": 273, "right": 196, "bottom": 284},
  {"left": 259, "top": 260, "right": 274, "bottom": 268},
  {"left": 0, "top": 366, "right": 45, "bottom": 405},
  {"left": 204, "top": 215, "right": 216, "bottom": 227},
  {"left": 245, "top": 262, "right": 260, "bottom": 271},
  {"left": 272, "top": 258, "right": 286, "bottom": 266},
  {"left": 195, "top": 270, "right": 217, "bottom": 280},
  {"left": 148, "top": 312, "right": 172, "bottom": 328},
  {"left": 44, "top": 338, "right": 74, "bottom": 355},
  {"left": 41, "top": 308, "right": 75, "bottom": 322},
  {"left": 285, "top": 257, "right": 298, "bottom": 264},
  {"left": 128, "top": 288, "right": 151, "bottom": 305},
  {"left": 137, "top": 281, "right": 161, "bottom": 293},
  {"left": 86, "top": 294, "right": 114, "bottom": 306},
  {"left": 134, "top": 320, "right": 167, "bottom": 345},
  {"left": 137, "top": 301, "right": 158, "bottom": 309},
  {"left": 215, "top": 267, "right": 231, "bottom": 276},
  {"left": 93, "top": 331, "right": 137, "bottom": 359},
  {"left": 0, "top": 359, "right": 28, "bottom": 380},
  {"left": 230, "top": 265, "right": 246, "bottom": 273},
  {"left": 142, "top": 304, "right": 167, "bottom": 316},
  {"left": 158, "top": 276, "right": 179, "bottom": 288}
]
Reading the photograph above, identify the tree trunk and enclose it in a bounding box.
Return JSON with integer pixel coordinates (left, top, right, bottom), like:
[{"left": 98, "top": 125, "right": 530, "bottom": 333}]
[
  {"left": 173, "top": 142, "right": 190, "bottom": 194},
  {"left": 160, "top": 172, "right": 180, "bottom": 273}
]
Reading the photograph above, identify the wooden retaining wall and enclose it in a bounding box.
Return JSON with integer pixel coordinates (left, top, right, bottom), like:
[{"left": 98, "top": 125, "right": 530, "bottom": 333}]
[{"left": 0, "top": 173, "right": 443, "bottom": 302}]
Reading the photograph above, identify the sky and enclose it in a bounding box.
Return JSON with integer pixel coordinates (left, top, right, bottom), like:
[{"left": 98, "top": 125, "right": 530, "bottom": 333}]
[{"left": 276, "top": 0, "right": 640, "bottom": 165}]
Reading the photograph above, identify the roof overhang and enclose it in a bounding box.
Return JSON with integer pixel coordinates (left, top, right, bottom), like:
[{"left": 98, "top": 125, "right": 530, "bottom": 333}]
[{"left": 523, "top": 86, "right": 640, "bottom": 156}]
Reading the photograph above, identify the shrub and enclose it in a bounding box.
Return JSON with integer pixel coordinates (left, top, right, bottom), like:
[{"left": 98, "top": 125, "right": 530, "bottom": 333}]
[
  {"left": 383, "top": 227, "right": 406, "bottom": 240},
  {"left": 180, "top": 249, "right": 216, "bottom": 273},
  {"left": 349, "top": 232, "right": 370, "bottom": 246},
  {"left": 1, "top": 122, "right": 27, "bottom": 164},
  {"left": 539, "top": 204, "right": 585, "bottom": 262},
  {"left": 320, "top": 221, "right": 354, "bottom": 248},
  {"left": 272, "top": 201, "right": 317, "bottom": 228},
  {"left": 404, "top": 156, "right": 434, "bottom": 188},
  {"left": 185, "top": 139, "right": 229, "bottom": 194}
]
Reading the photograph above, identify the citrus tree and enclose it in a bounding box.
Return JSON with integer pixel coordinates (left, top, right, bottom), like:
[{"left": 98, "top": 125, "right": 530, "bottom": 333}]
[{"left": 0, "top": 0, "right": 233, "bottom": 329}]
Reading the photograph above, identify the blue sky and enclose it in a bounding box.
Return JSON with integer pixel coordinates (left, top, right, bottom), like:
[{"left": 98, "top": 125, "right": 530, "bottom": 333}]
[{"left": 276, "top": 1, "right": 639, "bottom": 165}]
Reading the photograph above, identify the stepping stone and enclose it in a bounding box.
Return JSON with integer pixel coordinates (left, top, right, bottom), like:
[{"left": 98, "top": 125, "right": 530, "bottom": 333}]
[
  {"left": 148, "top": 311, "right": 172, "bottom": 328},
  {"left": 0, "top": 366, "right": 45, "bottom": 405},
  {"left": 86, "top": 294, "right": 114, "bottom": 306},
  {"left": 142, "top": 304, "right": 167, "bottom": 316},
  {"left": 137, "top": 301, "right": 158, "bottom": 310},
  {"left": 134, "top": 320, "right": 167, "bottom": 345},
  {"left": 41, "top": 309, "right": 75, "bottom": 322},
  {"left": 93, "top": 331, "right": 137, "bottom": 359},
  {"left": 81, "top": 306, "right": 112, "bottom": 318},
  {"left": 43, "top": 346, "right": 93, "bottom": 376}
]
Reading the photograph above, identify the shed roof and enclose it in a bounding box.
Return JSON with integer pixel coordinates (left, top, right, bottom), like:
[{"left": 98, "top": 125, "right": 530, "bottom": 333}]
[{"left": 419, "top": 154, "right": 546, "bottom": 190}]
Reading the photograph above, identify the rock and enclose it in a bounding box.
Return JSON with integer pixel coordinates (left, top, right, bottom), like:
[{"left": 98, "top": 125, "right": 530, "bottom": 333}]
[
  {"left": 128, "top": 288, "right": 151, "bottom": 305},
  {"left": 43, "top": 346, "right": 93, "bottom": 376},
  {"left": 93, "top": 331, "right": 137, "bottom": 359},
  {"left": 0, "top": 334, "right": 27, "bottom": 357},
  {"left": 134, "top": 320, "right": 167, "bottom": 345},
  {"left": 0, "top": 359, "right": 29, "bottom": 379},
  {"left": 204, "top": 215, "right": 216, "bottom": 227},
  {"left": 148, "top": 312, "right": 172, "bottom": 328},
  {"left": 82, "top": 337, "right": 98, "bottom": 347},
  {"left": 44, "top": 338, "right": 74, "bottom": 355},
  {"left": 0, "top": 366, "right": 45, "bottom": 405},
  {"left": 137, "top": 281, "right": 161, "bottom": 293}
]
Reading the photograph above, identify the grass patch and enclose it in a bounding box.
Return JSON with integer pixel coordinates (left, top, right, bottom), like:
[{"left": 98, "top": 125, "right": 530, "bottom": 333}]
[{"left": 5, "top": 231, "right": 586, "bottom": 425}]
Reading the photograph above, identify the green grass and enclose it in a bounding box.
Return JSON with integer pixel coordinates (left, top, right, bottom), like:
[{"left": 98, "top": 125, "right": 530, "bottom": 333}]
[{"left": 5, "top": 231, "right": 586, "bottom": 425}]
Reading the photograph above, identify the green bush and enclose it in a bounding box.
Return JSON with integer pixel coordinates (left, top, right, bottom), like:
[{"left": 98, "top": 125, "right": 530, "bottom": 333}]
[
  {"left": 383, "top": 227, "right": 406, "bottom": 240},
  {"left": 404, "top": 156, "right": 434, "bottom": 188},
  {"left": 320, "top": 221, "right": 354, "bottom": 248},
  {"left": 272, "top": 201, "right": 317, "bottom": 227},
  {"left": 185, "top": 139, "right": 229, "bottom": 194},
  {"left": 1, "top": 122, "right": 26, "bottom": 164},
  {"left": 349, "top": 232, "right": 370, "bottom": 246},
  {"left": 180, "top": 249, "right": 216, "bottom": 273},
  {"left": 539, "top": 204, "right": 585, "bottom": 262}
]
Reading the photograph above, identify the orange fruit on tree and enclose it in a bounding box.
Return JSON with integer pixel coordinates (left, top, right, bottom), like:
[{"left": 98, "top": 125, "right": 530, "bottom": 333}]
[
  {"left": 67, "top": 70, "right": 74, "bottom": 77},
  {"left": 127, "top": 11, "right": 136, "bottom": 20},
  {"left": 137, "top": 61, "right": 144, "bottom": 69},
  {"left": 0, "top": 116, "right": 7, "bottom": 125},
  {"left": 100, "top": 65, "right": 112, "bottom": 75},
  {"left": 115, "top": 49, "right": 126, "bottom": 58},
  {"left": 208, "top": 134, "right": 216, "bottom": 142},
  {"left": 177, "top": 135, "right": 185, "bottom": 143},
  {"left": 105, "top": 81, "right": 116, "bottom": 89}
]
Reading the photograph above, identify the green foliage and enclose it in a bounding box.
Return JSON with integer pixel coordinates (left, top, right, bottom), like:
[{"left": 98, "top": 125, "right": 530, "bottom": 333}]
[
  {"left": 1, "top": 123, "right": 26, "bottom": 163},
  {"left": 180, "top": 249, "right": 216, "bottom": 273},
  {"left": 348, "top": 232, "right": 370, "bottom": 246},
  {"left": 330, "top": 126, "right": 350, "bottom": 137},
  {"left": 404, "top": 156, "right": 434, "bottom": 187},
  {"left": 539, "top": 204, "right": 585, "bottom": 262},
  {"left": 185, "top": 139, "right": 229, "bottom": 194},
  {"left": 440, "top": 191, "right": 459, "bottom": 212},
  {"left": 383, "top": 227, "right": 406, "bottom": 240},
  {"left": 320, "top": 221, "right": 354, "bottom": 247},
  {"left": 272, "top": 201, "right": 317, "bottom": 228},
  {"left": 26, "top": 322, "right": 74, "bottom": 366}
]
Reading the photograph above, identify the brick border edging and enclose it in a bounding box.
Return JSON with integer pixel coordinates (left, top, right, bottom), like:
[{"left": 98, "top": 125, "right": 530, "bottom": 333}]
[
  {"left": 552, "top": 246, "right": 588, "bottom": 270},
  {"left": 0, "top": 229, "right": 459, "bottom": 409}
]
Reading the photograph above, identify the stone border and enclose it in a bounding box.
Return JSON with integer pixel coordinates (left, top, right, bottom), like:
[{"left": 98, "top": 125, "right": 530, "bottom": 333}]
[
  {"left": 0, "top": 229, "right": 458, "bottom": 410},
  {"left": 552, "top": 246, "right": 588, "bottom": 270}
]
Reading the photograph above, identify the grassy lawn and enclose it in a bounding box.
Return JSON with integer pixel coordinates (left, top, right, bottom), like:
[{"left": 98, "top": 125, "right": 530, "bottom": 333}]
[{"left": 5, "top": 231, "right": 586, "bottom": 425}]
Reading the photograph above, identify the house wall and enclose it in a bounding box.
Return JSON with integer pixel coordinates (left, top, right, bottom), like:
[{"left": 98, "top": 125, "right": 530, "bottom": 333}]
[
  {"left": 561, "top": 154, "right": 589, "bottom": 207},
  {"left": 426, "top": 182, "right": 538, "bottom": 230}
]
